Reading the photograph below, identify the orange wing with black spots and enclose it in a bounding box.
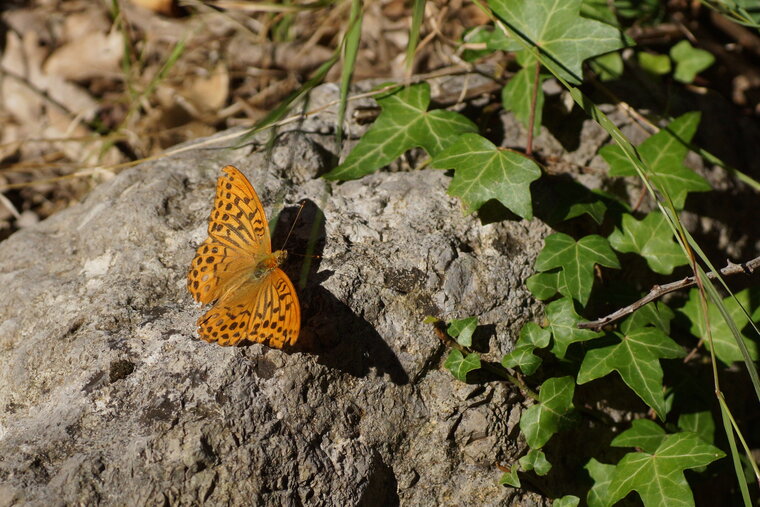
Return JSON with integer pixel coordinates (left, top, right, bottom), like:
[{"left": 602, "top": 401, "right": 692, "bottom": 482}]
[
  {"left": 187, "top": 165, "right": 300, "bottom": 348},
  {"left": 197, "top": 268, "right": 300, "bottom": 348},
  {"left": 207, "top": 165, "right": 270, "bottom": 254}
]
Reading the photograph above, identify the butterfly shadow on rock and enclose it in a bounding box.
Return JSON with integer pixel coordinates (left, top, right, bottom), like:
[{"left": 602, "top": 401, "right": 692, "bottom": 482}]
[{"left": 274, "top": 199, "right": 409, "bottom": 386}]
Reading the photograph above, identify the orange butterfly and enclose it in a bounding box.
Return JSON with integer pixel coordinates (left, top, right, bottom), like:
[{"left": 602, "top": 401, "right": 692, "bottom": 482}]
[{"left": 187, "top": 165, "right": 300, "bottom": 348}]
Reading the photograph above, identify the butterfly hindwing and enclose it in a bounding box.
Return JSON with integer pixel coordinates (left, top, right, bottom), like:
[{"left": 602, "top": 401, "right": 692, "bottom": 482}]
[
  {"left": 254, "top": 268, "right": 300, "bottom": 348},
  {"left": 197, "top": 268, "right": 301, "bottom": 348}
]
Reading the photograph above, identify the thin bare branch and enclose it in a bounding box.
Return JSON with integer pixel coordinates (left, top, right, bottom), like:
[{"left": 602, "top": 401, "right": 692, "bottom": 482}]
[{"left": 579, "top": 256, "right": 760, "bottom": 330}]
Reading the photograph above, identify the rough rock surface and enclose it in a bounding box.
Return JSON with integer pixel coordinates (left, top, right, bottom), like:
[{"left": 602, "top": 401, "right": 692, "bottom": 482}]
[{"left": 0, "top": 78, "right": 551, "bottom": 506}]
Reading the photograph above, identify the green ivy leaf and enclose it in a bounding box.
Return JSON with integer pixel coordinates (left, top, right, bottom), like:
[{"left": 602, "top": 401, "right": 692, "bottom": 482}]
[
  {"left": 503, "top": 322, "right": 551, "bottom": 375},
  {"left": 670, "top": 40, "right": 715, "bottom": 83},
  {"left": 600, "top": 112, "right": 711, "bottom": 209},
  {"left": 444, "top": 350, "right": 481, "bottom": 381},
  {"left": 490, "top": 0, "right": 630, "bottom": 85},
  {"left": 585, "top": 458, "right": 616, "bottom": 507},
  {"left": 461, "top": 27, "right": 508, "bottom": 62},
  {"left": 608, "top": 212, "right": 688, "bottom": 274},
  {"left": 461, "top": 26, "right": 524, "bottom": 61},
  {"left": 499, "top": 467, "right": 521, "bottom": 487},
  {"left": 589, "top": 51, "right": 624, "bottom": 81},
  {"left": 580, "top": 0, "right": 622, "bottom": 24},
  {"left": 547, "top": 297, "right": 603, "bottom": 359},
  {"left": 501, "top": 66, "right": 546, "bottom": 138},
  {"left": 519, "top": 449, "right": 552, "bottom": 476},
  {"left": 526, "top": 270, "right": 564, "bottom": 300},
  {"left": 678, "top": 411, "right": 715, "bottom": 445},
  {"left": 447, "top": 316, "right": 478, "bottom": 347},
  {"left": 611, "top": 419, "right": 668, "bottom": 453},
  {"left": 677, "top": 411, "right": 716, "bottom": 474},
  {"left": 560, "top": 189, "right": 609, "bottom": 224},
  {"left": 324, "top": 83, "right": 477, "bottom": 180},
  {"left": 552, "top": 496, "right": 580, "bottom": 507},
  {"left": 638, "top": 52, "right": 672, "bottom": 75},
  {"left": 430, "top": 133, "right": 542, "bottom": 217},
  {"left": 520, "top": 376, "right": 576, "bottom": 448},
  {"left": 502, "top": 345, "right": 541, "bottom": 375},
  {"left": 607, "top": 430, "right": 725, "bottom": 506},
  {"left": 534, "top": 233, "right": 620, "bottom": 305},
  {"left": 535, "top": 179, "right": 611, "bottom": 225},
  {"left": 622, "top": 302, "right": 674, "bottom": 335},
  {"left": 612, "top": 0, "right": 663, "bottom": 20},
  {"left": 679, "top": 287, "right": 760, "bottom": 365},
  {"left": 462, "top": 25, "right": 523, "bottom": 54},
  {"left": 578, "top": 327, "right": 684, "bottom": 419},
  {"left": 521, "top": 321, "right": 552, "bottom": 348}
]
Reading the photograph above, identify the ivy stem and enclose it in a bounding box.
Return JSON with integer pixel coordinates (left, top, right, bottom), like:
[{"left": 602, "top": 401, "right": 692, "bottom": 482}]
[{"left": 431, "top": 320, "right": 539, "bottom": 400}]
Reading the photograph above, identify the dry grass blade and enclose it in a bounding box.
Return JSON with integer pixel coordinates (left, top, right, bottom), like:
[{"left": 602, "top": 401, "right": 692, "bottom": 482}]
[
  {"left": 336, "top": 0, "right": 363, "bottom": 147},
  {"left": 406, "top": 0, "right": 427, "bottom": 77}
]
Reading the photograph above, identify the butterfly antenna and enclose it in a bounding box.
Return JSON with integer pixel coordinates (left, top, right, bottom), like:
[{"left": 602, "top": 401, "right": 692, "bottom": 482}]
[{"left": 280, "top": 201, "right": 306, "bottom": 251}]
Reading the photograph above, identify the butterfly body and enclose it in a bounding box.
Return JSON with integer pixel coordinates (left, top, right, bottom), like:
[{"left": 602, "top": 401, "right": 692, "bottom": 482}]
[
  {"left": 187, "top": 166, "right": 300, "bottom": 348},
  {"left": 253, "top": 250, "right": 287, "bottom": 276}
]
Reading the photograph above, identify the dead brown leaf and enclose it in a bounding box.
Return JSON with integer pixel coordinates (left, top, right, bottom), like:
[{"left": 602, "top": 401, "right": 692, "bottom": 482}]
[
  {"left": 182, "top": 64, "right": 230, "bottom": 113},
  {"left": 44, "top": 31, "right": 123, "bottom": 82}
]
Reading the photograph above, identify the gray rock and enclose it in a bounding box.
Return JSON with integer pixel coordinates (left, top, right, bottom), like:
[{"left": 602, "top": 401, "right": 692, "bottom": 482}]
[{"left": 0, "top": 78, "right": 555, "bottom": 506}]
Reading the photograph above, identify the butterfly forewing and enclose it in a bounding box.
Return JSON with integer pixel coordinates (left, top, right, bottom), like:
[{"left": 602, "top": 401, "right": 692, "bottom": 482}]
[
  {"left": 208, "top": 165, "right": 271, "bottom": 255},
  {"left": 187, "top": 237, "right": 251, "bottom": 304}
]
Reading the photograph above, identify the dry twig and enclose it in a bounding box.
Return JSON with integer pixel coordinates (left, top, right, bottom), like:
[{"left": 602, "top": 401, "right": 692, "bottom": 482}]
[{"left": 579, "top": 256, "right": 760, "bottom": 330}]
